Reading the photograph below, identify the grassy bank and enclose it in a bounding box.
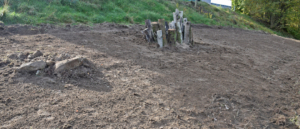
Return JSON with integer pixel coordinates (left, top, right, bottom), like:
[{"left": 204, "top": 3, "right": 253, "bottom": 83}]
[{"left": 0, "top": 0, "right": 290, "bottom": 37}]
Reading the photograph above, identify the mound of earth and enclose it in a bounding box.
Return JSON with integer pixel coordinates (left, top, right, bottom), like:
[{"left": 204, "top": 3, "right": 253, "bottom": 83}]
[{"left": 0, "top": 23, "right": 300, "bottom": 128}]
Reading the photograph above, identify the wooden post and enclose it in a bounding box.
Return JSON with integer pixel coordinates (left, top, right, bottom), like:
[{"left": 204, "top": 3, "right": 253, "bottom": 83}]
[
  {"left": 183, "top": 21, "right": 191, "bottom": 44},
  {"left": 182, "top": 18, "right": 187, "bottom": 40},
  {"left": 152, "top": 22, "right": 159, "bottom": 33},
  {"left": 158, "top": 19, "right": 167, "bottom": 46},
  {"left": 142, "top": 28, "right": 150, "bottom": 42},
  {"left": 195, "top": 0, "right": 197, "bottom": 7},
  {"left": 189, "top": 27, "right": 194, "bottom": 45},
  {"left": 173, "top": 12, "right": 177, "bottom": 23},
  {"left": 179, "top": 11, "right": 183, "bottom": 19},
  {"left": 176, "top": 21, "right": 183, "bottom": 43},
  {"left": 151, "top": 22, "right": 159, "bottom": 42},
  {"left": 169, "top": 21, "right": 176, "bottom": 29},
  {"left": 178, "top": 17, "right": 184, "bottom": 41},
  {"left": 143, "top": 19, "right": 154, "bottom": 42},
  {"left": 157, "top": 30, "right": 163, "bottom": 48},
  {"left": 168, "top": 29, "right": 176, "bottom": 46}
]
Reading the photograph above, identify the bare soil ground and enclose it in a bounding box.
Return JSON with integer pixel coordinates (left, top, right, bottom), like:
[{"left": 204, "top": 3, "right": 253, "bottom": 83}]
[{"left": 1, "top": 23, "right": 300, "bottom": 129}]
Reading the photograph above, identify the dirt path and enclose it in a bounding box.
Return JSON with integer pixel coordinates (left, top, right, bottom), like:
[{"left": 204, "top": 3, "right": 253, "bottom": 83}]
[{"left": 0, "top": 23, "right": 300, "bottom": 128}]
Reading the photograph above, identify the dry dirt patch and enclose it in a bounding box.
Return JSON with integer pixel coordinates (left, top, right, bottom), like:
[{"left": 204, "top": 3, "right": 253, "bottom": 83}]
[{"left": 0, "top": 23, "right": 300, "bottom": 128}]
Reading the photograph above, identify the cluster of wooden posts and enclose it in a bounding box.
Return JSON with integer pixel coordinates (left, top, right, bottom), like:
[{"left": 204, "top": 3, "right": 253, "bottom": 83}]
[{"left": 142, "top": 9, "right": 193, "bottom": 48}]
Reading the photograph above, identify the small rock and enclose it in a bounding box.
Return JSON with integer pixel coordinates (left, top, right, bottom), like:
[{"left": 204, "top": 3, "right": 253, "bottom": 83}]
[
  {"left": 16, "top": 61, "right": 46, "bottom": 72},
  {"left": 45, "top": 116, "right": 55, "bottom": 121},
  {"left": 37, "top": 109, "right": 50, "bottom": 116},
  {"left": 27, "top": 54, "right": 33, "bottom": 59},
  {"left": 42, "top": 77, "right": 56, "bottom": 84},
  {"left": 54, "top": 56, "right": 90, "bottom": 74},
  {"left": 46, "top": 60, "right": 55, "bottom": 66},
  {"left": 7, "top": 53, "right": 17, "bottom": 59},
  {"left": 55, "top": 53, "right": 70, "bottom": 61},
  {"left": 36, "top": 70, "right": 42, "bottom": 76},
  {"left": 29, "top": 50, "right": 43, "bottom": 59},
  {"left": 17, "top": 52, "right": 28, "bottom": 60},
  {"left": 176, "top": 42, "right": 190, "bottom": 49},
  {"left": 32, "top": 50, "right": 43, "bottom": 57},
  {"left": 272, "top": 114, "right": 286, "bottom": 126}
]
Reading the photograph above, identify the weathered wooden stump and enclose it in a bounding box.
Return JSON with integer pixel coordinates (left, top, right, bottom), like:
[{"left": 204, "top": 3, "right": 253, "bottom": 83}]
[
  {"left": 157, "top": 30, "right": 163, "bottom": 48},
  {"left": 183, "top": 21, "right": 191, "bottom": 44},
  {"left": 142, "top": 19, "right": 154, "bottom": 42},
  {"left": 189, "top": 27, "right": 194, "bottom": 45},
  {"left": 168, "top": 29, "right": 176, "bottom": 46},
  {"left": 158, "top": 19, "right": 168, "bottom": 46},
  {"left": 142, "top": 9, "right": 193, "bottom": 48},
  {"left": 176, "top": 22, "right": 183, "bottom": 43},
  {"left": 151, "top": 22, "right": 159, "bottom": 42}
]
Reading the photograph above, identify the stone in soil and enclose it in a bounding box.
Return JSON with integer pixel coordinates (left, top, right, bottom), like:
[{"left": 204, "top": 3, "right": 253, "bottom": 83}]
[
  {"left": 7, "top": 53, "right": 18, "bottom": 59},
  {"left": 54, "top": 56, "right": 91, "bottom": 74},
  {"left": 16, "top": 61, "right": 46, "bottom": 72},
  {"left": 17, "top": 52, "right": 28, "bottom": 60},
  {"left": 28, "top": 50, "right": 43, "bottom": 59}
]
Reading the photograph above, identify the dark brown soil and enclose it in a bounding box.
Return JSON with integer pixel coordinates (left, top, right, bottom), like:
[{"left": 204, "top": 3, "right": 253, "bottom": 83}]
[{"left": 1, "top": 23, "right": 300, "bottom": 129}]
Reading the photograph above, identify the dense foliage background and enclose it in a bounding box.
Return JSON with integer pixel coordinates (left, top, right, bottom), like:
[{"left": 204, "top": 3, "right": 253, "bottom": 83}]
[{"left": 232, "top": 0, "right": 300, "bottom": 39}]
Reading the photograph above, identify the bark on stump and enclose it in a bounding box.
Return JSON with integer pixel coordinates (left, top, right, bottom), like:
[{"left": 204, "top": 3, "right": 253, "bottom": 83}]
[
  {"left": 189, "top": 27, "right": 194, "bottom": 45},
  {"left": 145, "top": 19, "right": 154, "bottom": 42},
  {"left": 157, "top": 30, "right": 163, "bottom": 48},
  {"left": 151, "top": 22, "right": 159, "bottom": 42},
  {"left": 158, "top": 19, "right": 168, "bottom": 46},
  {"left": 168, "top": 29, "right": 176, "bottom": 46},
  {"left": 176, "top": 22, "right": 183, "bottom": 43},
  {"left": 183, "top": 21, "right": 191, "bottom": 44}
]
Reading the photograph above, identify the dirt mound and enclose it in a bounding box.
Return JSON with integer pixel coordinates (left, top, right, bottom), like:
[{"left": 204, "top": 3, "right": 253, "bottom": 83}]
[{"left": 0, "top": 23, "right": 300, "bottom": 128}]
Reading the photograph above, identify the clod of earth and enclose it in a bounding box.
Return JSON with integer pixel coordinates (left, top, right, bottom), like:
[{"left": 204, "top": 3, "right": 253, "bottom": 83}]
[
  {"left": 28, "top": 50, "right": 43, "bottom": 59},
  {"left": 42, "top": 77, "right": 56, "bottom": 84},
  {"left": 16, "top": 61, "right": 46, "bottom": 72},
  {"left": 37, "top": 109, "right": 51, "bottom": 116},
  {"left": 17, "top": 52, "right": 28, "bottom": 60},
  {"left": 46, "top": 60, "right": 55, "bottom": 66},
  {"left": 7, "top": 53, "right": 18, "bottom": 60},
  {"left": 55, "top": 53, "right": 70, "bottom": 61},
  {"left": 54, "top": 56, "right": 92, "bottom": 74}
]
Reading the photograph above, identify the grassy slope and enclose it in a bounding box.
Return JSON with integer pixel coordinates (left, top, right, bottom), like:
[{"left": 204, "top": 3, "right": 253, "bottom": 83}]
[{"left": 0, "top": 0, "right": 289, "bottom": 37}]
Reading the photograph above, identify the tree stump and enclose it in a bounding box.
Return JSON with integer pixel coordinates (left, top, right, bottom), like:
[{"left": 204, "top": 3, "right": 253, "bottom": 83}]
[
  {"left": 157, "top": 30, "right": 163, "bottom": 48},
  {"left": 142, "top": 19, "right": 154, "bottom": 42},
  {"left": 189, "top": 27, "right": 194, "bottom": 45},
  {"left": 184, "top": 21, "right": 191, "bottom": 44},
  {"left": 176, "top": 21, "right": 183, "bottom": 43},
  {"left": 158, "top": 19, "right": 168, "bottom": 46},
  {"left": 152, "top": 22, "right": 159, "bottom": 33},
  {"left": 168, "top": 29, "right": 176, "bottom": 46},
  {"left": 151, "top": 22, "right": 159, "bottom": 42},
  {"left": 173, "top": 12, "right": 177, "bottom": 23},
  {"left": 142, "top": 28, "right": 151, "bottom": 42},
  {"left": 169, "top": 21, "right": 176, "bottom": 29}
]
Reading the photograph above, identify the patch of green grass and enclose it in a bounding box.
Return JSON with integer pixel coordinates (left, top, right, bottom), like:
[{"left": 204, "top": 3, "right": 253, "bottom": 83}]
[
  {"left": 0, "top": 0, "right": 293, "bottom": 38},
  {"left": 0, "top": 0, "right": 215, "bottom": 25}
]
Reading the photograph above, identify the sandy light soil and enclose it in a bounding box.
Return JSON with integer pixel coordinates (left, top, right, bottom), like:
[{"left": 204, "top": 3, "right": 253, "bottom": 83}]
[{"left": 1, "top": 23, "right": 300, "bottom": 129}]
